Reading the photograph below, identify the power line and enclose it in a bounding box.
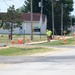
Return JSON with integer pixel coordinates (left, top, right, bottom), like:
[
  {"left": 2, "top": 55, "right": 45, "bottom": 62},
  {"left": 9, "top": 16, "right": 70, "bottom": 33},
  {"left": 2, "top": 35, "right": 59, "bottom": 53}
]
[
  {"left": 9, "top": 0, "right": 24, "bottom": 3},
  {"left": 1, "top": 0, "right": 24, "bottom": 7},
  {"left": 0, "top": 0, "right": 24, "bottom": 3},
  {"left": 0, "top": 0, "right": 21, "bottom": 1},
  {"left": 2, "top": 0, "right": 10, "bottom": 7}
]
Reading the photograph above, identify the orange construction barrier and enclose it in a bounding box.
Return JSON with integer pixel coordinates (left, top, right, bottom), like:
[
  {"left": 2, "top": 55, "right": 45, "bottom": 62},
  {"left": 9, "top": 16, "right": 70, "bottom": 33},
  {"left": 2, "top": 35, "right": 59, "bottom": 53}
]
[{"left": 11, "top": 39, "right": 14, "bottom": 44}]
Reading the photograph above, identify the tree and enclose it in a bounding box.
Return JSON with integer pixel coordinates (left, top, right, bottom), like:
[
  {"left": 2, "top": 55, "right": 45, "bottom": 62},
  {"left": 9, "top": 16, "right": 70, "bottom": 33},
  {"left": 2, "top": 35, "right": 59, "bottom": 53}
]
[
  {"left": 3, "top": 5, "right": 22, "bottom": 40},
  {"left": 22, "top": 0, "right": 74, "bottom": 35},
  {"left": 5, "top": 5, "right": 21, "bottom": 23},
  {"left": 54, "top": 0, "right": 74, "bottom": 34},
  {"left": 22, "top": 0, "right": 31, "bottom": 13}
]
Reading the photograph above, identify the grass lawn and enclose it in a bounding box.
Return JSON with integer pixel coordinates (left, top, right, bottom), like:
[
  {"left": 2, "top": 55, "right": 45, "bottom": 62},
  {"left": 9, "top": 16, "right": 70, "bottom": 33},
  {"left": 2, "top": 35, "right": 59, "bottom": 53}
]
[
  {"left": 0, "top": 34, "right": 47, "bottom": 44},
  {"left": 0, "top": 35, "right": 75, "bottom": 56},
  {"left": 0, "top": 47, "right": 55, "bottom": 56},
  {"left": 36, "top": 37, "right": 75, "bottom": 46}
]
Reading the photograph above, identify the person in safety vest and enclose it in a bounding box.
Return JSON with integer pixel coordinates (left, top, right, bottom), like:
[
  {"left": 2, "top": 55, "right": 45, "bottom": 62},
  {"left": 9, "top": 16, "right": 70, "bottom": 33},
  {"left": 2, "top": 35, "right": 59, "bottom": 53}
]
[{"left": 46, "top": 29, "right": 52, "bottom": 42}]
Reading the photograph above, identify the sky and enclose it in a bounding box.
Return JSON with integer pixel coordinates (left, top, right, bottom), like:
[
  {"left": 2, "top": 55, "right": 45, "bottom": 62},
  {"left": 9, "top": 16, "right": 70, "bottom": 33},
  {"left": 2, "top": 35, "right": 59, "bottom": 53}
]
[
  {"left": 71, "top": 0, "right": 75, "bottom": 15},
  {"left": 0, "top": 0, "right": 75, "bottom": 15},
  {"left": 0, "top": 0, "right": 24, "bottom": 12}
]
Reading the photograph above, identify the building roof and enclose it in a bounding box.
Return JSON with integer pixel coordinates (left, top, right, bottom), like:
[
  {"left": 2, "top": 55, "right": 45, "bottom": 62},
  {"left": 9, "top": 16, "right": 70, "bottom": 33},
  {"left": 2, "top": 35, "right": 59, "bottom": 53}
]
[
  {"left": 21, "top": 13, "right": 46, "bottom": 22},
  {"left": 0, "top": 13, "right": 46, "bottom": 22}
]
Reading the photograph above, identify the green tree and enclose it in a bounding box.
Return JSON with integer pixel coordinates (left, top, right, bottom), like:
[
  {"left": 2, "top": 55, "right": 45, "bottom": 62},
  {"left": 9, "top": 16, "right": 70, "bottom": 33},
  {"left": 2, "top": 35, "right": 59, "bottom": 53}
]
[
  {"left": 22, "top": 0, "right": 74, "bottom": 34},
  {"left": 22, "top": 0, "right": 31, "bottom": 13},
  {"left": 54, "top": 0, "right": 73, "bottom": 34},
  {"left": 4, "top": 5, "right": 21, "bottom": 24},
  {"left": 3, "top": 5, "right": 22, "bottom": 40}
]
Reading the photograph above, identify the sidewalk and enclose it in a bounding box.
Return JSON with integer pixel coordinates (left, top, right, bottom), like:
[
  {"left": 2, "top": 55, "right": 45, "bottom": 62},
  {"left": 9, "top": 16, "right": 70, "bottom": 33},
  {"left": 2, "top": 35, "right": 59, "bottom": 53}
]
[{"left": 25, "top": 39, "right": 58, "bottom": 45}]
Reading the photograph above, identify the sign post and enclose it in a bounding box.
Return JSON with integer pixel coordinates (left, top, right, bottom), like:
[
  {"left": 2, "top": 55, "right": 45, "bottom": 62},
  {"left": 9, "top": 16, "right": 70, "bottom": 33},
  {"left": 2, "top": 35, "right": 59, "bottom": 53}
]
[{"left": 23, "top": 29, "right": 25, "bottom": 44}]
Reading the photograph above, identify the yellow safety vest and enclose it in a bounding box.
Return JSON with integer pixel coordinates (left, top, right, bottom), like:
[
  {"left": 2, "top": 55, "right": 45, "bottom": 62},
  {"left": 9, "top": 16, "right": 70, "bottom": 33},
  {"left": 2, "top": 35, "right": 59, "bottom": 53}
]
[{"left": 46, "top": 31, "right": 51, "bottom": 36}]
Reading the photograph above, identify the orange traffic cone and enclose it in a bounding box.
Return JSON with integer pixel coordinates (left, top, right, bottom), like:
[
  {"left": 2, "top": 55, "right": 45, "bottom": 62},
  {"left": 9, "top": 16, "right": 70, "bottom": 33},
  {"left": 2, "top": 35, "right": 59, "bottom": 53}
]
[
  {"left": 64, "top": 38, "right": 66, "bottom": 43},
  {"left": 21, "top": 38, "right": 23, "bottom": 44},
  {"left": 18, "top": 38, "right": 21, "bottom": 44},
  {"left": 11, "top": 39, "right": 14, "bottom": 44},
  {"left": 18, "top": 38, "right": 23, "bottom": 44}
]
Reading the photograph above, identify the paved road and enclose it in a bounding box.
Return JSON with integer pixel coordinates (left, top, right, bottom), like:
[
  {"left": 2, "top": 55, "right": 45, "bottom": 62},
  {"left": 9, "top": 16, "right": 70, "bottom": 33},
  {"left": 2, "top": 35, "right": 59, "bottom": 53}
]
[{"left": 0, "top": 46, "right": 75, "bottom": 75}]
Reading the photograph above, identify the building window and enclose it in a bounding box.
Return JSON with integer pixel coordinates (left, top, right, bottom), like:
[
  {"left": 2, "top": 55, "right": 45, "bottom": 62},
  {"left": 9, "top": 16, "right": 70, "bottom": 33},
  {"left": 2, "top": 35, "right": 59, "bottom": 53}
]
[
  {"left": 34, "top": 29, "right": 40, "bottom": 32},
  {"left": 34, "top": 26, "right": 40, "bottom": 32}
]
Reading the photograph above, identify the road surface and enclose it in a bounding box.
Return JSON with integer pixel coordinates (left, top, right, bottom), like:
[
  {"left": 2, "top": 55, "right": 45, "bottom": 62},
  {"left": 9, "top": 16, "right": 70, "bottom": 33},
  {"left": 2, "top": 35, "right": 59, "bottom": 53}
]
[{"left": 0, "top": 46, "right": 75, "bottom": 75}]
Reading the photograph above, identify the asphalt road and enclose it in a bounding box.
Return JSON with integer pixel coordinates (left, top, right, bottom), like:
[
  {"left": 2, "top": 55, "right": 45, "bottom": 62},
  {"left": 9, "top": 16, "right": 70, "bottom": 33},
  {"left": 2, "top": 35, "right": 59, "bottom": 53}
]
[{"left": 0, "top": 46, "right": 75, "bottom": 75}]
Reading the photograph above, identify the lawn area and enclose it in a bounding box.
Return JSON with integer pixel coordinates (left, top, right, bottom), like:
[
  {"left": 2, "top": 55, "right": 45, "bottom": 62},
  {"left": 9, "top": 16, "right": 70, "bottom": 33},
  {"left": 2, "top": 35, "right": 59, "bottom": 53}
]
[
  {"left": 0, "top": 47, "right": 54, "bottom": 56},
  {"left": 0, "top": 35, "right": 75, "bottom": 56},
  {"left": 0, "top": 34, "right": 47, "bottom": 44},
  {"left": 36, "top": 37, "right": 75, "bottom": 46}
]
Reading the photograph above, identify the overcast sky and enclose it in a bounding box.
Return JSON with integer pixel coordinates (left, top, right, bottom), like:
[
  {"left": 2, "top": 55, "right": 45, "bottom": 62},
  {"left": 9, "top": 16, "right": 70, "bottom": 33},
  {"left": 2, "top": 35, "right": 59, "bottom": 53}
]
[
  {"left": 0, "top": 0, "right": 75, "bottom": 15},
  {"left": 71, "top": 0, "right": 75, "bottom": 15},
  {"left": 0, "top": 0, "right": 24, "bottom": 12}
]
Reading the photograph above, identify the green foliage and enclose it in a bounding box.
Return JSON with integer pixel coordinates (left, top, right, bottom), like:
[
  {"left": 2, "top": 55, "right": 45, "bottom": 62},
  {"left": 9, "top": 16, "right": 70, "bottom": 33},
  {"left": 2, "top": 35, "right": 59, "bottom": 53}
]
[
  {"left": 2, "top": 5, "right": 22, "bottom": 29},
  {"left": 37, "top": 37, "right": 75, "bottom": 46},
  {"left": 22, "top": 0, "right": 31, "bottom": 13},
  {"left": 6, "top": 5, "right": 21, "bottom": 22},
  {"left": 3, "top": 22, "right": 10, "bottom": 30},
  {"left": 22, "top": 0, "right": 74, "bottom": 35}
]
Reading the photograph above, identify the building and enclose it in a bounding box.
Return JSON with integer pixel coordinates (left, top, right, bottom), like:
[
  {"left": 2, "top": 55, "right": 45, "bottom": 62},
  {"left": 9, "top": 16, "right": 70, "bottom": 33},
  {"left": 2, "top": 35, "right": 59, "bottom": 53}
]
[
  {"left": 0, "top": 13, "right": 47, "bottom": 34},
  {"left": 68, "top": 25, "right": 75, "bottom": 35}
]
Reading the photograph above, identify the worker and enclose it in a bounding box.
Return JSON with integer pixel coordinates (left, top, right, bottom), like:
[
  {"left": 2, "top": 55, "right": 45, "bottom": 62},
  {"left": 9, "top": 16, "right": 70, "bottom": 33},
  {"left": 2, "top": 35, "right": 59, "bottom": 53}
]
[
  {"left": 49, "top": 30, "right": 52, "bottom": 40},
  {"left": 46, "top": 29, "right": 52, "bottom": 42}
]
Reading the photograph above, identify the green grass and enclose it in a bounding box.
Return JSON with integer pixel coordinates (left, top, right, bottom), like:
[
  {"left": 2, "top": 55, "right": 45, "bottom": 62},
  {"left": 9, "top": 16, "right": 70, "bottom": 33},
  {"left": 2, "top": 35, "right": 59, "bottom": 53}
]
[
  {"left": 36, "top": 37, "right": 75, "bottom": 46},
  {"left": 0, "top": 35, "right": 75, "bottom": 56},
  {"left": 0, "top": 34, "right": 47, "bottom": 44},
  {"left": 0, "top": 47, "right": 54, "bottom": 56}
]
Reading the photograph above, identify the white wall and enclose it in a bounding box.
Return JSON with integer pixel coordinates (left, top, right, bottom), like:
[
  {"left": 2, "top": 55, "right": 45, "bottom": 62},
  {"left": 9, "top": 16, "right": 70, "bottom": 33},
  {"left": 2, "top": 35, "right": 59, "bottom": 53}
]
[
  {"left": 41, "top": 22, "right": 46, "bottom": 34},
  {"left": 0, "top": 16, "right": 47, "bottom": 35},
  {"left": 0, "top": 27, "right": 20, "bottom": 34},
  {"left": 13, "top": 27, "right": 19, "bottom": 34},
  {"left": 0, "top": 29, "right": 9, "bottom": 34},
  {"left": 22, "top": 22, "right": 31, "bottom": 34},
  {"left": 22, "top": 21, "right": 46, "bottom": 35}
]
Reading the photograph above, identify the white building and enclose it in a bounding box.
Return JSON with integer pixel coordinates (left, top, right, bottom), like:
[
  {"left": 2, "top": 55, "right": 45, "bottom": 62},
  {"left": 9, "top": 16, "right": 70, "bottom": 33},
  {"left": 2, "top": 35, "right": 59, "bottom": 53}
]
[
  {"left": 68, "top": 25, "right": 75, "bottom": 35},
  {"left": 0, "top": 13, "right": 47, "bottom": 34}
]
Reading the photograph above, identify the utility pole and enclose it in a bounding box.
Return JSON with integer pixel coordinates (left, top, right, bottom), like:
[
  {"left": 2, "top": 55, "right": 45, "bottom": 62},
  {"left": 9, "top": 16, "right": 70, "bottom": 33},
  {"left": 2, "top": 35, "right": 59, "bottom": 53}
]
[
  {"left": 70, "top": 17, "right": 73, "bottom": 35},
  {"left": 40, "top": 0, "right": 43, "bottom": 39},
  {"left": 52, "top": 0, "right": 54, "bottom": 38},
  {"left": 10, "top": 23, "right": 12, "bottom": 40},
  {"left": 61, "top": 3, "right": 63, "bottom": 36},
  {"left": 39, "top": 0, "right": 43, "bottom": 39},
  {"left": 41, "top": 0, "right": 43, "bottom": 21},
  {"left": 31, "top": 0, "right": 33, "bottom": 40}
]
